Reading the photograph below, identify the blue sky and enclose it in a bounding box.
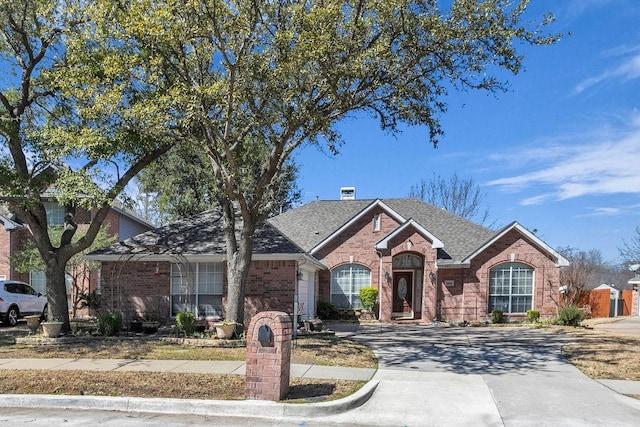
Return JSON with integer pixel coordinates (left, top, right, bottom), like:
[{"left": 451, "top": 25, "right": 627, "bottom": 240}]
[{"left": 294, "top": 0, "right": 640, "bottom": 264}]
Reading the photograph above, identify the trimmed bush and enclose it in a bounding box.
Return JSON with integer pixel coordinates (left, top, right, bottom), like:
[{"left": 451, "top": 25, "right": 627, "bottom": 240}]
[
  {"left": 359, "top": 287, "right": 379, "bottom": 311},
  {"left": 557, "top": 305, "right": 586, "bottom": 326},
  {"left": 98, "top": 312, "right": 122, "bottom": 336},
  {"left": 176, "top": 311, "right": 196, "bottom": 336},
  {"left": 526, "top": 310, "right": 540, "bottom": 323},
  {"left": 491, "top": 309, "right": 504, "bottom": 324},
  {"left": 317, "top": 300, "right": 337, "bottom": 320}
]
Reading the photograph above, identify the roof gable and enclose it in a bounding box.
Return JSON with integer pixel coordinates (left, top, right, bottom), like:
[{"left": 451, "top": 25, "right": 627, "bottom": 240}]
[
  {"left": 309, "top": 199, "right": 405, "bottom": 254},
  {"left": 461, "top": 222, "right": 570, "bottom": 267},
  {"left": 374, "top": 219, "right": 444, "bottom": 250},
  {"left": 269, "top": 198, "right": 496, "bottom": 262}
]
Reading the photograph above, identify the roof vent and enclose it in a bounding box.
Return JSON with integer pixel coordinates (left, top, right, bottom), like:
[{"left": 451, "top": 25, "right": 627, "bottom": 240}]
[{"left": 340, "top": 187, "right": 356, "bottom": 200}]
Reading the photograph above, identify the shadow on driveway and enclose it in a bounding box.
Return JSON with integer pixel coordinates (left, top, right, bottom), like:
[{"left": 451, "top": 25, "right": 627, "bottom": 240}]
[{"left": 334, "top": 324, "right": 571, "bottom": 376}]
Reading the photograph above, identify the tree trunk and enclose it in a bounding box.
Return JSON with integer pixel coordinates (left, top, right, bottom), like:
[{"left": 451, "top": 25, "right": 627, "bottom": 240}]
[
  {"left": 45, "top": 258, "right": 71, "bottom": 332},
  {"left": 221, "top": 202, "right": 255, "bottom": 327},
  {"left": 225, "top": 246, "right": 252, "bottom": 326}
]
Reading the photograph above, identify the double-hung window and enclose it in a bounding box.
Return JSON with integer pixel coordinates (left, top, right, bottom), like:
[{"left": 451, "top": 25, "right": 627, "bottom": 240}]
[
  {"left": 330, "top": 264, "right": 371, "bottom": 309},
  {"left": 171, "top": 262, "right": 223, "bottom": 317},
  {"left": 488, "top": 263, "right": 534, "bottom": 313}
]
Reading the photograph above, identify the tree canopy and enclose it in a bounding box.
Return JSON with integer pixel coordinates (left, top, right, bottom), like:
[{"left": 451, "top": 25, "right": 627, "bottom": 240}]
[
  {"left": 0, "top": 0, "right": 174, "bottom": 329},
  {"left": 137, "top": 144, "right": 301, "bottom": 225},
  {"left": 93, "top": 0, "right": 560, "bottom": 324}
]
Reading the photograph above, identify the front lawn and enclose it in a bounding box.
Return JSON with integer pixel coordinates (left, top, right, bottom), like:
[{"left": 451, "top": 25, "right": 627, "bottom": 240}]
[{"left": 0, "top": 331, "right": 376, "bottom": 402}]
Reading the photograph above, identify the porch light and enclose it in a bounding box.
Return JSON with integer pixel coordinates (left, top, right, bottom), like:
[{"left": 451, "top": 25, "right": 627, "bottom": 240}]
[{"left": 429, "top": 271, "right": 436, "bottom": 284}]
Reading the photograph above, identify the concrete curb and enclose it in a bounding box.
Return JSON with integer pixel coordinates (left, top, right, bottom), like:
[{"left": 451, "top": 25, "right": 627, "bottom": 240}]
[{"left": 0, "top": 380, "right": 379, "bottom": 420}]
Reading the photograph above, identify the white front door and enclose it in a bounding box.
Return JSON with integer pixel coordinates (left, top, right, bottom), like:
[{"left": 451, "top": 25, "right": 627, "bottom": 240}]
[{"left": 297, "top": 270, "right": 316, "bottom": 321}]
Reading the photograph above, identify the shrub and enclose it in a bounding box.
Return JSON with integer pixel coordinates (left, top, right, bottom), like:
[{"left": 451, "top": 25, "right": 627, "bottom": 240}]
[
  {"left": 359, "top": 287, "right": 378, "bottom": 311},
  {"left": 557, "top": 305, "right": 586, "bottom": 326},
  {"left": 491, "top": 309, "right": 504, "bottom": 324},
  {"left": 176, "top": 311, "right": 196, "bottom": 336},
  {"left": 98, "top": 312, "right": 122, "bottom": 336},
  {"left": 317, "top": 300, "right": 337, "bottom": 320},
  {"left": 76, "top": 290, "right": 102, "bottom": 311},
  {"left": 526, "top": 310, "right": 540, "bottom": 323}
]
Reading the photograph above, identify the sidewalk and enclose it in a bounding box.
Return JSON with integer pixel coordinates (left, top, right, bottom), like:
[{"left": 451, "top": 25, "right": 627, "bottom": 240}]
[
  {"left": 0, "top": 357, "right": 376, "bottom": 381},
  {"left": 3, "top": 356, "right": 640, "bottom": 400}
]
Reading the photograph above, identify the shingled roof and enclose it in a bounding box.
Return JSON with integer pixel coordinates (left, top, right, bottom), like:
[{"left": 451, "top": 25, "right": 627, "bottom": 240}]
[
  {"left": 88, "top": 208, "right": 304, "bottom": 258},
  {"left": 89, "top": 198, "right": 566, "bottom": 267},
  {"left": 267, "top": 198, "right": 496, "bottom": 264}
]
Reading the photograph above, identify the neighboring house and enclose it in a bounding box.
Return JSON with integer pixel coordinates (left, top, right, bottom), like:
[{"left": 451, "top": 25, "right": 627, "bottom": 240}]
[
  {"left": 86, "top": 197, "right": 569, "bottom": 326},
  {"left": 0, "top": 200, "right": 154, "bottom": 317}
]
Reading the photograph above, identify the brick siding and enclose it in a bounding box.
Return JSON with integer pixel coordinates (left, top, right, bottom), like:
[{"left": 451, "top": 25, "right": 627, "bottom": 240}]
[
  {"left": 99, "top": 259, "right": 297, "bottom": 327},
  {"left": 315, "top": 214, "right": 562, "bottom": 323}
]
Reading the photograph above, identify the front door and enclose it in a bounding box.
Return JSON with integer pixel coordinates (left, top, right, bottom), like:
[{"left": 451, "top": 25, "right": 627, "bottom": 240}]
[{"left": 393, "top": 272, "right": 413, "bottom": 317}]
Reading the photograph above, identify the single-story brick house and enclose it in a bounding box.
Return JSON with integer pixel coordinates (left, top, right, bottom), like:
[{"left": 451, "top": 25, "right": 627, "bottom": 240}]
[{"left": 86, "top": 197, "right": 569, "bottom": 326}]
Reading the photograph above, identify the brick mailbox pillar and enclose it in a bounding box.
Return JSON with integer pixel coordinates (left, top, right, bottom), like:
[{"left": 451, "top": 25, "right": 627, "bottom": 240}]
[{"left": 245, "top": 311, "right": 292, "bottom": 401}]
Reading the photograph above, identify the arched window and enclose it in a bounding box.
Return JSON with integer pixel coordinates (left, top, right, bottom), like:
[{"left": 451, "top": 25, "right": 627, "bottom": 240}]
[
  {"left": 489, "top": 263, "right": 534, "bottom": 313},
  {"left": 331, "top": 264, "right": 371, "bottom": 309}
]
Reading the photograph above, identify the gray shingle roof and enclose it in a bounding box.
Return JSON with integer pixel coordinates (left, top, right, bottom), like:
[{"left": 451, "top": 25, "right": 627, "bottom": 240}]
[
  {"left": 89, "top": 198, "right": 498, "bottom": 263},
  {"left": 267, "top": 200, "right": 373, "bottom": 252},
  {"left": 90, "top": 209, "right": 303, "bottom": 257},
  {"left": 268, "top": 198, "right": 496, "bottom": 263}
]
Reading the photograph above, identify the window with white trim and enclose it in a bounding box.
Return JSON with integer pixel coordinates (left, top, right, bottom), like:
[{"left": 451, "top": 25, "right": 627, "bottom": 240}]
[
  {"left": 373, "top": 214, "right": 381, "bottom": 232},
  {"left": 171, "top": 262, "right": 223, "bottom": 317},
  {"left": 29, "top": 271, "right": 72, "bottom": 296},
  {"left": 43, "top": 202, "right": 65, "bottom": 226},
  {"left": 30, "top": 271, "right": 47, "bottom": 295},
  {"left": 331, "top": 264, "right": 371, "bottom": 309},
  {"left": 489, "top": 263, "right": 534, "bottom": 313}
]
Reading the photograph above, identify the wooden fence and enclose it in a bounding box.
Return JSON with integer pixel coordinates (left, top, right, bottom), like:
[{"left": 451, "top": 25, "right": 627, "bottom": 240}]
[{"left": 562, "top": 289, "right": 637, "bottom": 318}]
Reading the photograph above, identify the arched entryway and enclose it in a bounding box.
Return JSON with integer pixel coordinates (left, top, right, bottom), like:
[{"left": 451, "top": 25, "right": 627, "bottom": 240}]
[{"left": 391, "top": 253, "right": 424, "bottom": 319}]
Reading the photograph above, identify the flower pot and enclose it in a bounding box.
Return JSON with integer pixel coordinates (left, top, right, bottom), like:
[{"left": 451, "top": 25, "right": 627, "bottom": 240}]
[
  {"left": 25, "top": 315, "right": 41, "bottom": 334},
  {"left": 42, "top": 322, "right": 63, "bottom": 338},
  {"left": 215, "top": 323, "right": 235, "bottom": 339},
  {"left": 142, "top": 321, "right": 159, "bottom": 334},
  {"left": 130, "top": 320, "right": 143, "bottom": 333}
]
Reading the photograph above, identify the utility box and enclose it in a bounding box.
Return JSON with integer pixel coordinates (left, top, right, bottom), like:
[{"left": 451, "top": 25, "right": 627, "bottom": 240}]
[{"left": 245, "top": 311, "right": 292, "bottom": 401}]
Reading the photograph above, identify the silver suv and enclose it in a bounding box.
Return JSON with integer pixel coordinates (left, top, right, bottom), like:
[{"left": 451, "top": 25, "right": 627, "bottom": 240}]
[{"left": 0, "top": 281, "right": 47, "bottom": 326}]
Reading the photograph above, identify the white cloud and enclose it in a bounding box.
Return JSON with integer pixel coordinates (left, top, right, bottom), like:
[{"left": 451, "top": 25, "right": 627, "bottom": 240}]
[
  {"left": 574, "top": 52, "right": 640, "bottom": 94},
  {"left": 487, "top": 113, "right": 640, "bottom": 204},
  {"left": 581, "top": 207, "right": 621, "bottom": 217}
]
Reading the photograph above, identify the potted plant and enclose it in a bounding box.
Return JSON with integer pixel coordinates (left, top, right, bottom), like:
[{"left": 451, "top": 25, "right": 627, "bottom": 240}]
[
  {"left": 25, "top": 315, "right": 41, "bottom": 334},
  {"left": 214, "top": 320, "right": 236, "bottom": 339},
  {"left": 42, "top": 319, "right": 63, "bottom": 338},
  {"left": 141, "top": 313, "right": 160, "bottom": 334},
  {"left": 359, "top": 287, "right": 379, "bottom": 320},
  {"left": 129, "top": 316, "right": 143, "bottom": 333}
]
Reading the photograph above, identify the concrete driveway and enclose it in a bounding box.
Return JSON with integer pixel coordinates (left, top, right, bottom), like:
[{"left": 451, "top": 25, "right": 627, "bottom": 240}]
[
  {"left": 593, "top": 316, "right": 640, "bottom": 336},
  {"left": 333, "top": 323, "right": 640, "bottom": 426}
]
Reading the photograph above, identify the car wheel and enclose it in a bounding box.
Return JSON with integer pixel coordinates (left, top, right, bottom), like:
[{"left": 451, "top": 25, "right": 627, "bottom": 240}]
[
  {"left": 40, "top": 305, "right": 48, "bottom": 322},
  {"left": 5, "top": 306, "right": 19, "bottom": 327}
]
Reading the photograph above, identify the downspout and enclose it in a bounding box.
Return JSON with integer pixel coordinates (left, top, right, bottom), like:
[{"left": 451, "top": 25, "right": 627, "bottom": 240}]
[
  {"left": 433, "top": 261, "right": 439, "bottom": 323},
  {"left": 376, "top": 250, "right": 383, "bottom": 321}
]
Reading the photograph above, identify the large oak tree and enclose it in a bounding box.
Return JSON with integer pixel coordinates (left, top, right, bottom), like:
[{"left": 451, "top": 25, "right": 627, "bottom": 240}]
[
  {"left": 0, "top": 0, "right": 175, "bottom": 330},
  {"left": 93, "top": 0, "right": 560, "bottom": 325}
]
